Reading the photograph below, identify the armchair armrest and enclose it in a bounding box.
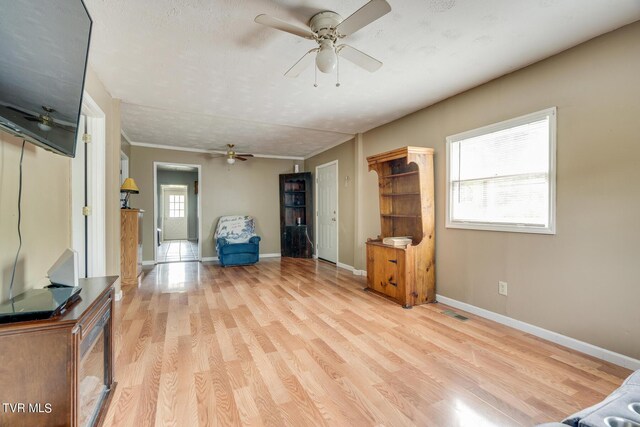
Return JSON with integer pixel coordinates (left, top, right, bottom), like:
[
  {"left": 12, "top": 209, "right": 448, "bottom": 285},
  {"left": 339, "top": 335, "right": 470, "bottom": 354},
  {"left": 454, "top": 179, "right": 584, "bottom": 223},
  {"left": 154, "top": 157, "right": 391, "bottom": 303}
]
[
  {"left": 216, "top": 237, "right": 229, "bottom": 247},
  {"left": 249, "top": 236, "right": 261, "bottom": 244}
]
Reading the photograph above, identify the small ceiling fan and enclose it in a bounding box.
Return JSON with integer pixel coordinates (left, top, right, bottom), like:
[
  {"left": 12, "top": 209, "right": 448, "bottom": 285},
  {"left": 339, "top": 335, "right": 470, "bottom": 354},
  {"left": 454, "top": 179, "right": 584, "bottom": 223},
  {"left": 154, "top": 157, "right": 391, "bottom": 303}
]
[
  {"left": 7, "top": 105, "right": 74, "bottom": 133},
  {"left": 255, "top": 0, "right": 391, "bottom": 78},
  {"left": 209, "top": 144, "right": 254, "bottom": 164}
]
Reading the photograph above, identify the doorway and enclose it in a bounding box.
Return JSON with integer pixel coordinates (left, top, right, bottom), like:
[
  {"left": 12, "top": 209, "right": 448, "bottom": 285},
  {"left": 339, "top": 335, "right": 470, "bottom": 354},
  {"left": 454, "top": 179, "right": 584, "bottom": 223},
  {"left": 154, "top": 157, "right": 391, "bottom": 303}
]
[
  {"left": 315, "top": 160, "right": 338, "bottom": 264},
  {"left": 154, "top": 162, "right": 201, "bottom": 263},
  {"left": 71, "top": 93, "right": 106, "bottom": 278}
]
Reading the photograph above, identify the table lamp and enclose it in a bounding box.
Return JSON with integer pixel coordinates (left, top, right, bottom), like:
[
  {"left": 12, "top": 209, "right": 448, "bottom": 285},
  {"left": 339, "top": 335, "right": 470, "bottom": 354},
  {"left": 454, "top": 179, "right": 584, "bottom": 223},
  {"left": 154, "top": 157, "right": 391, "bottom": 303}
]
[{"left": 120, "top": 178, "right": 139, "bottom": 209}]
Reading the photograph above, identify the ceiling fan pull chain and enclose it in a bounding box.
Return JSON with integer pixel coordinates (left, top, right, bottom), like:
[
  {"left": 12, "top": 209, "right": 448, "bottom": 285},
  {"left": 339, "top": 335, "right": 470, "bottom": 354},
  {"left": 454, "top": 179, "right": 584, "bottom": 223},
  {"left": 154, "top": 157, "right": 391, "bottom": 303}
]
[
  {"left": 336, "top": 54, "right": 341, "bottom": 87},
  {"left": 314, "top": 64, "right": 318, "bottom": 87}
]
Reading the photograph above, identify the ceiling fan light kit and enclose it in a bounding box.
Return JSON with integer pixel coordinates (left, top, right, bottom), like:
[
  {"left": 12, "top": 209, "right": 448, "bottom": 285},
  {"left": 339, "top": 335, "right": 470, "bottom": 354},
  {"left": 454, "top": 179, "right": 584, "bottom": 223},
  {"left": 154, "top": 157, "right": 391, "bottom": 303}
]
[{"left": 254, "top": 0, "right": 391, "bottom": 85}]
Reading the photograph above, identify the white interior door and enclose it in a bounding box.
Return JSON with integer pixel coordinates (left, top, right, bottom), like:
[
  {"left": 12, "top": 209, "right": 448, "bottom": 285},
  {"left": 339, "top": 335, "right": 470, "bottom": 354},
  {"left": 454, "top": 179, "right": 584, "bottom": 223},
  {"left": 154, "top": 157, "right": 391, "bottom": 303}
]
[
  {"left": 162, "top": 186, "right": 188, "bottom": 240},
  {"left": 316, "top": 162, "right": 338, "bottom": 263},
  {"left": 71, "top": 106, "right": 106, "bottom": 278},
  {"left": 71, "top": 115, "right": 87, "bottom": 277}
]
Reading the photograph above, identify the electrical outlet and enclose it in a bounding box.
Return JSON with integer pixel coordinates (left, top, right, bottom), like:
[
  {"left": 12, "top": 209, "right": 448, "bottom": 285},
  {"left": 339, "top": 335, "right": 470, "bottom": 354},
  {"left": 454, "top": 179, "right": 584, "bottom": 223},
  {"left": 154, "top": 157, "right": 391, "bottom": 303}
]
[{"left": 498, "top": 281, "right": 508, "bottom": 296}]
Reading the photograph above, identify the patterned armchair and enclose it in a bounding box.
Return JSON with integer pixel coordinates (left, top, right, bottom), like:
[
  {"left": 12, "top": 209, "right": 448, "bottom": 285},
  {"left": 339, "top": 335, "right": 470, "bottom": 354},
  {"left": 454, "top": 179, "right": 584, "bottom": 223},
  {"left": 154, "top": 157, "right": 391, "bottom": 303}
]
[{"left": 214, "top": 215, "right": 261, "bottom": 267}]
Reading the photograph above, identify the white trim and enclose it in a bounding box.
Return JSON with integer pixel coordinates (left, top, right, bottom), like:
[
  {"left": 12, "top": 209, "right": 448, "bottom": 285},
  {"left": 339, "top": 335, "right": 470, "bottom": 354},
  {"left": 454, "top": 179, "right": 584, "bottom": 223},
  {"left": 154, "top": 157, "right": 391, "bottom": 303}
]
[
  {"left": 201, "top": 253, "right": 282, "bottom": 262},
  {"left": 120, "top": 129, "right": 133, "bottom": 145},
  {"left": 131, "top": 141, "right": 305, "bottom": 160},
  {"left": 445, "top": 107, "right": 557, "bottom": 235},
  {"left": 142, "top": 260, "right": 156, "bottom": 266},
  {"left": 436, "top": 294, "right": 640, "bottom": 370},
  {"left": 114, "top": 290, "right": 123, "bottom": 301},
  {"left": 120, "top": 150, "right": 129, "bottom": 186},
  {"left": 336, "top": 262, "right": 367, "bottom": 276},
  {"left": 315, "top": 160, "right": 339, "bottom": 264},
  {"left": 71, "top": 92, "right": 107, "bottom": 279},
  {"left": 303, "top": 136, "right": 355, "bottom": 160},
  {"left": 154, "top": 162, "right": 203, "bottom": 264}
]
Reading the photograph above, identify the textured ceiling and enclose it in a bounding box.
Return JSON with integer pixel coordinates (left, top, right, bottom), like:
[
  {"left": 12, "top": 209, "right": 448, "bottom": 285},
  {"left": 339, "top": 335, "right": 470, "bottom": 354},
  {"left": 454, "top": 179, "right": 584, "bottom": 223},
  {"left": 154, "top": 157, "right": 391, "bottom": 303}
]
[{"left": 85, "top": 0, "right": 640, "bottom": 157}]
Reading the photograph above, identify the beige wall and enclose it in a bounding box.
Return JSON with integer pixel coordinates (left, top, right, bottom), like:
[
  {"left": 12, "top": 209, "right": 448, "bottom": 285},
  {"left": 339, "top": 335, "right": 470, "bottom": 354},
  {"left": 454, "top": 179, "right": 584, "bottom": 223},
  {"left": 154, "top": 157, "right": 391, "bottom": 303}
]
[
  {"left": 0, "top": 66, "right": 122, "bottom": 301},
  {"left": 0, "top": 133, "right": 71, "bottom": 301},
  {"left": 355, "top": 21, "right": 640, "bottom": 358},
  {"left": 128, "top": 146, "right": 300, "bottom": 260},
  {"left": 305, "top": 139, "right": 356, "bottom": 267}
]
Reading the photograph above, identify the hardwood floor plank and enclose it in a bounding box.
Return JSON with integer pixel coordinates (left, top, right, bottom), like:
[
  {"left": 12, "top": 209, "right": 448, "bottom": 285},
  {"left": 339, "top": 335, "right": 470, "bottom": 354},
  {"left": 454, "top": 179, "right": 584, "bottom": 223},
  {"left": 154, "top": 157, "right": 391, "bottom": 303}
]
[{"left": 103, "top": 258, "right": 631, "bottom": 426}]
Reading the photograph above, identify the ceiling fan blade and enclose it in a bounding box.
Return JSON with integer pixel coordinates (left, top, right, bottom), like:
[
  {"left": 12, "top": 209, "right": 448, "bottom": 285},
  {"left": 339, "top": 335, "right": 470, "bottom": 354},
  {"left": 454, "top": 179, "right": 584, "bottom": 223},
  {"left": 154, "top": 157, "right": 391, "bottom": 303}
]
[
  {"left": 337, "top": 45, "right": 382, "bottom": 72},
  {"left": 235, "top": 156, "right": 249, "bottom": 161},
  {"left": 8, "top": 105, "right": 35, "bottom": 116},
  {"left": 336, "top": 0, "right": 391, "bottom": 37},
  {"left": 24, "top": 116, "right": 40, "bottom": 122},
  {"left": 53, "top": 122, "right": 75, "bottom": 133},
  {"left": 235, "top": 154, "right": 254, "bottom": 158},
  {"left": 284, "top": 49, "right": 318, "bottom": 78},
  {"left": 255, "top": 14, "right": 316, "bottom": 39}
]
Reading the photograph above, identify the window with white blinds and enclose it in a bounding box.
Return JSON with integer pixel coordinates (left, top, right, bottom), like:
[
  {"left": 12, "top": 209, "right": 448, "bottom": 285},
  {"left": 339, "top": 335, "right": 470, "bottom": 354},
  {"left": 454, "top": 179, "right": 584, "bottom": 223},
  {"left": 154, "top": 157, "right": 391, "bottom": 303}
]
[{"left": 446, "top": 107, "right": 556, "bottom": 234}]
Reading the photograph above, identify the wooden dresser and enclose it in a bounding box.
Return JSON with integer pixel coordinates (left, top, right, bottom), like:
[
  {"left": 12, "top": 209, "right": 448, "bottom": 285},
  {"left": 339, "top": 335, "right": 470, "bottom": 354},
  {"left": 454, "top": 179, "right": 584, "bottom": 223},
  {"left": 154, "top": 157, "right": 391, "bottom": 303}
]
[
  {"left": 365, "top": 146, "right": 435, "bottom": 308},
  {"left": 120, "top": 209, "right": 143, "bottom": 286},
  {"left": 0, "top": 276, "right": 117, "bottom": 427}
]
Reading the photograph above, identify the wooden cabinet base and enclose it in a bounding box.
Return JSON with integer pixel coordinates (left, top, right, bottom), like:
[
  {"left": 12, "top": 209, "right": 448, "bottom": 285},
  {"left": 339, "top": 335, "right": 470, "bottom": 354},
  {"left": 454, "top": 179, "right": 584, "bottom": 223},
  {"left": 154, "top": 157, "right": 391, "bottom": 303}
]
[
  {"left": 366, "top": 240, "right": 435, "bottom": 307},
  {"left": 121, "top": 209, "right": 143, "bottom": 285},
  {"left": 0, "top": 276, "right": 117, "bottom": 427}
]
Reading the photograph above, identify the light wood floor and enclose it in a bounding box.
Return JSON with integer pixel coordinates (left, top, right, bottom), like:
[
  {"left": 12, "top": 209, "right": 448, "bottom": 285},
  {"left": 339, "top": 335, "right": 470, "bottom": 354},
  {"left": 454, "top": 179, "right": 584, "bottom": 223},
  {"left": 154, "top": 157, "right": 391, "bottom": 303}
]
[{"left": 103, "top": 258, "right": 630, "bottom": 426}]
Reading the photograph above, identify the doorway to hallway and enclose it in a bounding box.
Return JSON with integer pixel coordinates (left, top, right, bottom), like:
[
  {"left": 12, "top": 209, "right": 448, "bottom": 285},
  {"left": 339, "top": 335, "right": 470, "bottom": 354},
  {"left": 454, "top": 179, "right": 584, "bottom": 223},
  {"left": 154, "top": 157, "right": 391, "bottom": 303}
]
[{"left": 153, "top": 163, "right": 202, "bottom": 264}]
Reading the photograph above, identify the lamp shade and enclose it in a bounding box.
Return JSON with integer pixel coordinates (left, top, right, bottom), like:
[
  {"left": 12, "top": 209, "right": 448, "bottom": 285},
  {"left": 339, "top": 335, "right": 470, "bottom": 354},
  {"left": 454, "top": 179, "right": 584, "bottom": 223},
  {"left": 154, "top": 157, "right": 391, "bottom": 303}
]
[{"left": 120, "top": 178, "right": 139, "bottom": 194}]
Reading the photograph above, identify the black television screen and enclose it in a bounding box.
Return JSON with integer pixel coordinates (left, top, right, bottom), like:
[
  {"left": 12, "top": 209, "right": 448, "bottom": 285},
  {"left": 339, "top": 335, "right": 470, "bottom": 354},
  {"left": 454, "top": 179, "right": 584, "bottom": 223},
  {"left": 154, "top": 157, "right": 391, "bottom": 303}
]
[{"left": 0, "top": 0, "right": 92, "bottom": 158}]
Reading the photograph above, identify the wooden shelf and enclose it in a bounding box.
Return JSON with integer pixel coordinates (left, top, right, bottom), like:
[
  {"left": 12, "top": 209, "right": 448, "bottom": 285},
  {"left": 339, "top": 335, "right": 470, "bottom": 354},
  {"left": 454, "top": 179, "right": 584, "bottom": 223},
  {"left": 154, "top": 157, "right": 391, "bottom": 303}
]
[
  {"left": 381, "top": 214, "right": 421, "bottom": 218},
  {"left": 380, "top": 171, "right": 419, "bottom": 179},
  {"left": 380, "top": 192, "right": 420, "bottom": 197}
]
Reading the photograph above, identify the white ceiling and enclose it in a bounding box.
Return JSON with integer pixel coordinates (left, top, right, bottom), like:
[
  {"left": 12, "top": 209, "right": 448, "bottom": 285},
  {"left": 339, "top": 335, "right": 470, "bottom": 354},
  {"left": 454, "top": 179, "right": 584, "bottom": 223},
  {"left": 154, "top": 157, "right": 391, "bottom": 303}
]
[{"left": 85, "top": 0, "right": 640, "bottom": 158}]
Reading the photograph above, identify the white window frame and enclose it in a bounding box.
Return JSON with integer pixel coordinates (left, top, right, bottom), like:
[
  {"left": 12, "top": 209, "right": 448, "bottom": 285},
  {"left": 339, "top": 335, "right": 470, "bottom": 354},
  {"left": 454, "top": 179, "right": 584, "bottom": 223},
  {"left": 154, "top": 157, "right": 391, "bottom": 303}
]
[{"left": 445, "top": 107, "right": 557, "bottom": 235}]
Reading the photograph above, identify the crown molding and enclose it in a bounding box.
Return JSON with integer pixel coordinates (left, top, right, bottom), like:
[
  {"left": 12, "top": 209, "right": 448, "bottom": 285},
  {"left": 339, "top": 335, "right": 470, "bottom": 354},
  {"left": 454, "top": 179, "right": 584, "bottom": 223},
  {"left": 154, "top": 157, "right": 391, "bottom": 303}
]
[{"left": 128, "top": 140, "right": 305, "bottom": 160}]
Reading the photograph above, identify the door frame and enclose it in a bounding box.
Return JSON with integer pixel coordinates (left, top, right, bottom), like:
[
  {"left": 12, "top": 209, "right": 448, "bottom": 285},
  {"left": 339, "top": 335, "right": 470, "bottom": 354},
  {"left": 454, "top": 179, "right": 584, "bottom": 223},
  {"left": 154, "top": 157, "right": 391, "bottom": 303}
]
[
  {"left": 315, "top": 160, "right": 339, "bottom": 263},
  {"left": 153, "top": 162, "right": 202, "bottom": 263},
  {"left": 71, "top": 91, "right": 106, "bottom": 278}
]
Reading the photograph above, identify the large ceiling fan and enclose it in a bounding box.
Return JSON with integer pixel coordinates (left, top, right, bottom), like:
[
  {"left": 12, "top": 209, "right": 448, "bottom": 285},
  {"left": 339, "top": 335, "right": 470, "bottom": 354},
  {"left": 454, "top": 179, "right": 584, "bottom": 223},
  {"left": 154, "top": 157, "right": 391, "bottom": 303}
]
[
  {"left": 7, "top": 105, "right": 74, "bottom": 133},
  {"left": 209, "top": 144, "right": 254, "bottom": 164},
  {"left": 255, "top": 0, "right": 391, "bottom": 78}
]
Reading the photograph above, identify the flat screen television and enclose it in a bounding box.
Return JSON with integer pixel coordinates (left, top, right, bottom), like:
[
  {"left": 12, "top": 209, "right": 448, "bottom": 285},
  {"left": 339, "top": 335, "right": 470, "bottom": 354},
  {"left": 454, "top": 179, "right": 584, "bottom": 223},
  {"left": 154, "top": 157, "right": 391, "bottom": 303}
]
[{"left": 0, "top": 0, "right": 92, "bottom": 158}]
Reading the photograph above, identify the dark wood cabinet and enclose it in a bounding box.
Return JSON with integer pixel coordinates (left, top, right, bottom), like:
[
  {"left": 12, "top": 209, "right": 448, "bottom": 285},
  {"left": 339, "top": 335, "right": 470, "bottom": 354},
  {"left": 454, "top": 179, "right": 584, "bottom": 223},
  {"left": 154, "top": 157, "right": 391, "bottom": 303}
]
[
  {"left": 279, "top": 172, "right": 313, "bottom": 258},
  {"left": 0, "top": 276, "right": 117, "bottom": 426},
  {"left": 365, "top": 146, "right": 436, "bottom": 308}
]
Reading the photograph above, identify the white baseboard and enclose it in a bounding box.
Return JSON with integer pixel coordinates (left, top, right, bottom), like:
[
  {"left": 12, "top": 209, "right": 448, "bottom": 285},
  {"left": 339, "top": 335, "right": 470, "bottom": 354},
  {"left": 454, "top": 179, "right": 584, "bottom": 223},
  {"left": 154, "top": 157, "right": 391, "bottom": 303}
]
[
  {"left": 201, "top": 253, "right": 281, "bottom": 263},
  {"left": 336, "top": 262, "right": 367, "bottom": 276},
  {"left": 436, "top": 294, "right": 640, "bottom": 370},
  {"left": 114, "top": 289, "right": 123, "bottom": 301},
  {"left": 142, "top": 260, "right": 156, "bottom": 266}
]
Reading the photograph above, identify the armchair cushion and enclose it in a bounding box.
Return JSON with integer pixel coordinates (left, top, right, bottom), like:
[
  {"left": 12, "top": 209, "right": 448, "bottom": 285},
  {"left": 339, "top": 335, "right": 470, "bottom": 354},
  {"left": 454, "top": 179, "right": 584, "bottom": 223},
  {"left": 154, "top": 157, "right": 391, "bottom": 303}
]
[{"left": 214, "top": 215, "right": 256, "bottom": 244}]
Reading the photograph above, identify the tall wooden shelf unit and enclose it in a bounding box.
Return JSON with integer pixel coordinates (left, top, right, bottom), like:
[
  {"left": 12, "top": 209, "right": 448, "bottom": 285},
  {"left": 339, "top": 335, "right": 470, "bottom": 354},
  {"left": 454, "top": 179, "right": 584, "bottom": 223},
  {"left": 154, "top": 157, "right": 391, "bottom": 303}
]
[
  {"left": 279, "top": 172, "right": 313, "bottom": 258},
  {"left": 366, "top": 146, "right": 435, "bottom": 308}
]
